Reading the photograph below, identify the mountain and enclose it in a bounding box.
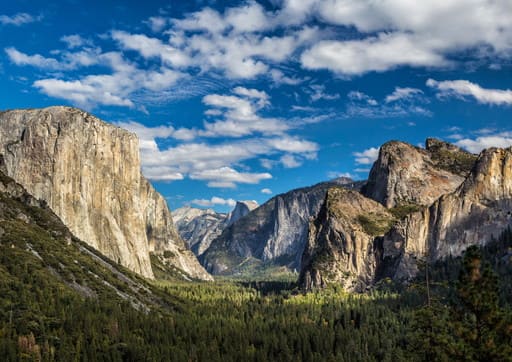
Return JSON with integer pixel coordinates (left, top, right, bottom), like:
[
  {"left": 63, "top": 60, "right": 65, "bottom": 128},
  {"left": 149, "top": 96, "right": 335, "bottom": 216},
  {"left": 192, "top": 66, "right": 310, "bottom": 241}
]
[
  {"left": 0, "top": 106, "right": 210, "bottom": 281},
  {"left": 226, "top": 200, "right": 259, "bottom": 226},
  {"left": 173, "top": 200, "right": 258, "bottom": 256},
  {"left": 299, "top": 139, "right": 512, "bottom": 291},
  {"left": 201, "top": 177, "right": 363, "bottom": 275},
  {"left": 0, "top": 168, "right": 166, "bottom": 311},
  {"left": 379, "top": 146, "right": 512, "bottom": 281},
  {"left": 173, "top": 206, "right": 227, "bottom": 256},
  {"left": 300, "top": 187, "right": 393, "bottom": 291},
  {"left": 363, "top": 138, "right": 474, "bottom": 208}
]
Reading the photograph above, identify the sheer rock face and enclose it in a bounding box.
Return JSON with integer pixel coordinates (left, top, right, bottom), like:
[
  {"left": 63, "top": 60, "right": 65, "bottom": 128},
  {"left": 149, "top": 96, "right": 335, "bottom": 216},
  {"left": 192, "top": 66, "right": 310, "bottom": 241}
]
[
  {"left": 201, "top": 178, "right": 364, "bottom": 275},
  {"left": 0, "top": 106, "right": 211, "bottom": 280},
  {"left": 299, "top": 187, "right": 393, "bottom": 291},
  {"left": 174, "top": 200, "right": 258, "bottom": 257},
  {"left": 173, "top": 206, "right": 227, "bottom": 256},
  {"left": 381, "top": 147, "right": 512, "bottom": 281},
  {"left": 226, "top": 200, "right": 258, "bottom": 226},
  {"left": 364, "top": 140, "right": 470, "bottom": 208},
  {"left": 299, "top": 141, "right": 512, "bottom": 292}
]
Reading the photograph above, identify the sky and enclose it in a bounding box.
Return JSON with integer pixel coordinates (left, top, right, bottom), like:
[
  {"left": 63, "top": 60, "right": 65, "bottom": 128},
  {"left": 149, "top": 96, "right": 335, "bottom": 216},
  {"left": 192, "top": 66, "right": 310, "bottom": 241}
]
[{"left": 1, "top": 0, "right": 512, "bottom": 212}]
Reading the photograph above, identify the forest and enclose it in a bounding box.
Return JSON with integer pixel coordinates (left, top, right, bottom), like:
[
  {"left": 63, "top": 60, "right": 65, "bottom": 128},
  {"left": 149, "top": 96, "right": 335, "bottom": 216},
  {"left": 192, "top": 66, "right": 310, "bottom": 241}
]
[{"left": 0, "top": 182, "right": 511, "bottom": 361}]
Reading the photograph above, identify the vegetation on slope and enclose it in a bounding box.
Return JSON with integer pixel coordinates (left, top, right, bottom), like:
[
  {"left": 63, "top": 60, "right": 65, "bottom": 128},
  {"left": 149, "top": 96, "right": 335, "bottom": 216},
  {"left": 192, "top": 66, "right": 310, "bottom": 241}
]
[{"left": 0, "top": 170, "right": 511, "bottom": 361}]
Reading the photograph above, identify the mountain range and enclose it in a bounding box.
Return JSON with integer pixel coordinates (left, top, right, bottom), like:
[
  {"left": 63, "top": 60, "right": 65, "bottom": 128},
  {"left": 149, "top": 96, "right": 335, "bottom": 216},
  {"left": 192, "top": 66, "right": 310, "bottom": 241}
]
[{"left": 1, "top": 106, "right": 511, "bottom": 295}]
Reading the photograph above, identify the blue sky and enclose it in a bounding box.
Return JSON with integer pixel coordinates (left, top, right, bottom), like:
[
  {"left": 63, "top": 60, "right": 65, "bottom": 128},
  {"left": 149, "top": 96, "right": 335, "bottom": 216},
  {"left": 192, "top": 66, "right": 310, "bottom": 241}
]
[{"left": 2, "top": 0, "right": 512, "bottom": 212}]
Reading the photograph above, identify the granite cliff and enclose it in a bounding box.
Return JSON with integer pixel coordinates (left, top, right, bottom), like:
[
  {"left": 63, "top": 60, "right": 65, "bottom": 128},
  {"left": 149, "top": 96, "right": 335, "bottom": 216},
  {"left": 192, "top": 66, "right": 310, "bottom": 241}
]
[
  {"left": 299, "top": 187, "right": 393, "bottom": 291},
  {"left": 380, "top": 146, "right": 512, "bottom": 282},
  {"left": 173, "top": 200, "right": 258, "bottom": 256},
  {"left": 363, "top": 139, "right": 475, "bottom": 208},
  {"left": 201, "top": 178, "right": 363, "bottom": 275},
  {"left": 0, "top": 106, "right": 210, "bottom": 280},
  {"left": 300, "top": 139, "right": 512, "bottom": 291}
]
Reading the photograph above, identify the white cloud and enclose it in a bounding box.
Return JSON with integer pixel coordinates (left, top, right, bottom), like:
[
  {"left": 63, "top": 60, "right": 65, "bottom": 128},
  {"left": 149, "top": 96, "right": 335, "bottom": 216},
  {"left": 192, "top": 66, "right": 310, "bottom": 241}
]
[
  {"left": 6, "top": 47, "right": 61, "bottom": 70},
  {"left": 296, "top": 0, "right": 512, "bottom": 75},
  {"left": 261, "top": 188, "right": 273, "bottom": 195},
  {"left": 191, "top": 197, "right": 237, "bottom": 207},
  {"left": 427, "top": 79, "right": 512, "bottom": 106},
  {"left": 146, "top": 16, "right": 169, "bottom": 32},
  {"left": 201, "top": 88, "right": 289, "bottom": 138},
  {"left": 385, "top": 87, "right": 423, "bottom": 103},
  {"left": 0, "top": 13, "right": 40, "bottom": 26},
  {"left": 61, "top": 34, "right": 91, "bottom": 49},
  {"left": 6, "top": 46, "right": 101, "bottom": 71},
  {"left": 31, "top": 51, "right": 183, "bottom": 109},
  {"left": 301, "top": 33, "right": 447, "bottom": 75},
  {"left": 190, "top": 167, "right": 272, "bottom": 188},
  {"left": 309, "top": 84, "right": 340, "bottom": 102},
  {"left": 280, "top": 154, "right": 302, "bottom": 168},
  {"left": 348, "top": 91, "right": 377, "bottom": 105},
  {"left": 346, "top": 89, "right": 431, "bottom": 118},
  {"left": 34, "top": 78, "right": 134, "bottom": 108},
  {"left": 354, "top": 147, "right": 380, "bottom": 165},
  {"left": 455, "top": 134, "right": 512, "bottom": 153},
  {"left": 327, "top": 171, "right": 352, "bottom": 179},
  {"left": 112, "top": 30, "right": 190, "bottom": 67}
]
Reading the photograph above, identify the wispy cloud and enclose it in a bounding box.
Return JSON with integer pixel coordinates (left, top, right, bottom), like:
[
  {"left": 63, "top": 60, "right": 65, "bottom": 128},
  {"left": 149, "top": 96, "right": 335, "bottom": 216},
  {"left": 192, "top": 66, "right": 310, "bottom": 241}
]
[{"left": 0, "top": 13, "right": 41, "bottom": 26}]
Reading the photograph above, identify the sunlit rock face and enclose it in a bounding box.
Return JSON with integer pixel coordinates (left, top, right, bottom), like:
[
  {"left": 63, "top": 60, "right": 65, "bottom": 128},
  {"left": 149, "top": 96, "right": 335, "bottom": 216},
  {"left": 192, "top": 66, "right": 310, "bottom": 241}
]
[
  {"left": 201, "top": 178, "right": 364, "bottom": 275},
  {"left": 300, "top": 140, "right": 512, "bottom": 291},
  {"left": 363, "top": 139, "right": 473, "bottom": 208},
  {"left": 0, "top": 106, "right": 211, "bottom": 281},
  {"left": 299, "top": 187, "right": 393, "bottom": 291},
  {"left": 381, "top": 146, "right": 512, "bottom": 281}
]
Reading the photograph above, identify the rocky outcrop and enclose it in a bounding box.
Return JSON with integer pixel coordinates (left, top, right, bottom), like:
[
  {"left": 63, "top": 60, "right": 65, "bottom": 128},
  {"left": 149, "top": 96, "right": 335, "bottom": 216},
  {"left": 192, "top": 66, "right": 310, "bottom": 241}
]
[
  {"left": 226, "top": 200, "right": 258, "bottom": 226},
  {"left": 0, "top": 106, "right": 211, "bottom": 280},
  {"left": 201, "top": 177, "right": 364, "bottom": 275},
  {"left": 173, "top": 206, "right": 227, "bottom": 256},
  {"left": 299, "top": 187, "right": 393, "bottom": 291},
  {"left": 380, "top": 146, "right": 512, "bottom": 281},
  {"left": 300, "top": 142, "right": 511, "bottom": 291},
  {"left": 174, "top": 200, "right": 258, "bottom": 257},
  {"left": 363, "top": 140, "right": 473, "bottom": 208}
]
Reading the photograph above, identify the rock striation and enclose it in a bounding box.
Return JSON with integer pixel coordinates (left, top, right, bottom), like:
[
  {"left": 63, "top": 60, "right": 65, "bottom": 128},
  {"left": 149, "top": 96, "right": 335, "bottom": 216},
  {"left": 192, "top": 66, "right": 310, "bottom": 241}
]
[
  {"left": 300, "top": 140, "right": 512, "bottom": 291},
  {"left": 173, "top": 206, "right": 227, "bottom": 256},
  {"left": 363, "top": 140, "right": 473, "bottom": 208},
  {"left": 380, "top": 146, "right": 512, "bottom": 281},
  {"left": 299, "top": 187, "right": 393, "bottom": 291},
  {"left": 0, "top": 106, "right": 211, "bottom": 280},
  {"left": 174, "top": 200, "right": 258, "bottom": 257},
  {"left": 201, "top": 177, "right": 364, "bottom": 275}
]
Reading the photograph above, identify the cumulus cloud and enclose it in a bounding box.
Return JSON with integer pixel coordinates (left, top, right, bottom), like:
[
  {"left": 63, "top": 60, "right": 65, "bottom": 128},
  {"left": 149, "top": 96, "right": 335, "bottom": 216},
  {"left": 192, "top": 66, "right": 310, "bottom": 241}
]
[
  {"left": 117, "top": 87, "right": 319, "bottom": 187},
  {"left": 31, "top": 51, "right": 183, "bottom": 109},
  {"left": 190, "top": 167, "right": 272, "bottom": 188},
  {"left": 0, "top": 13, "right": 40, "bottom": 26},
  {"left": 191, "top": 196, "right": 237, "bottom": 207},
  {"left": 353, "top": 147, "right": 379, "bottom": 165},
  {"left": 455, "top": 133, "right": 512, "bottom": 153},
  {"left": 297, "top": 0, "right": 512, "bottom": 75},
  {"left": 301, "top": 33, "right": 447, "bottom": 75},
  {"left": 261, "top": 188, "right": 273, "bottom": 195},
  {"left": 427, "top": 79, "right": 512, "bottom": 106},
  {"left": 201, "top": 87, "right": 288, "bottom": 137}
]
